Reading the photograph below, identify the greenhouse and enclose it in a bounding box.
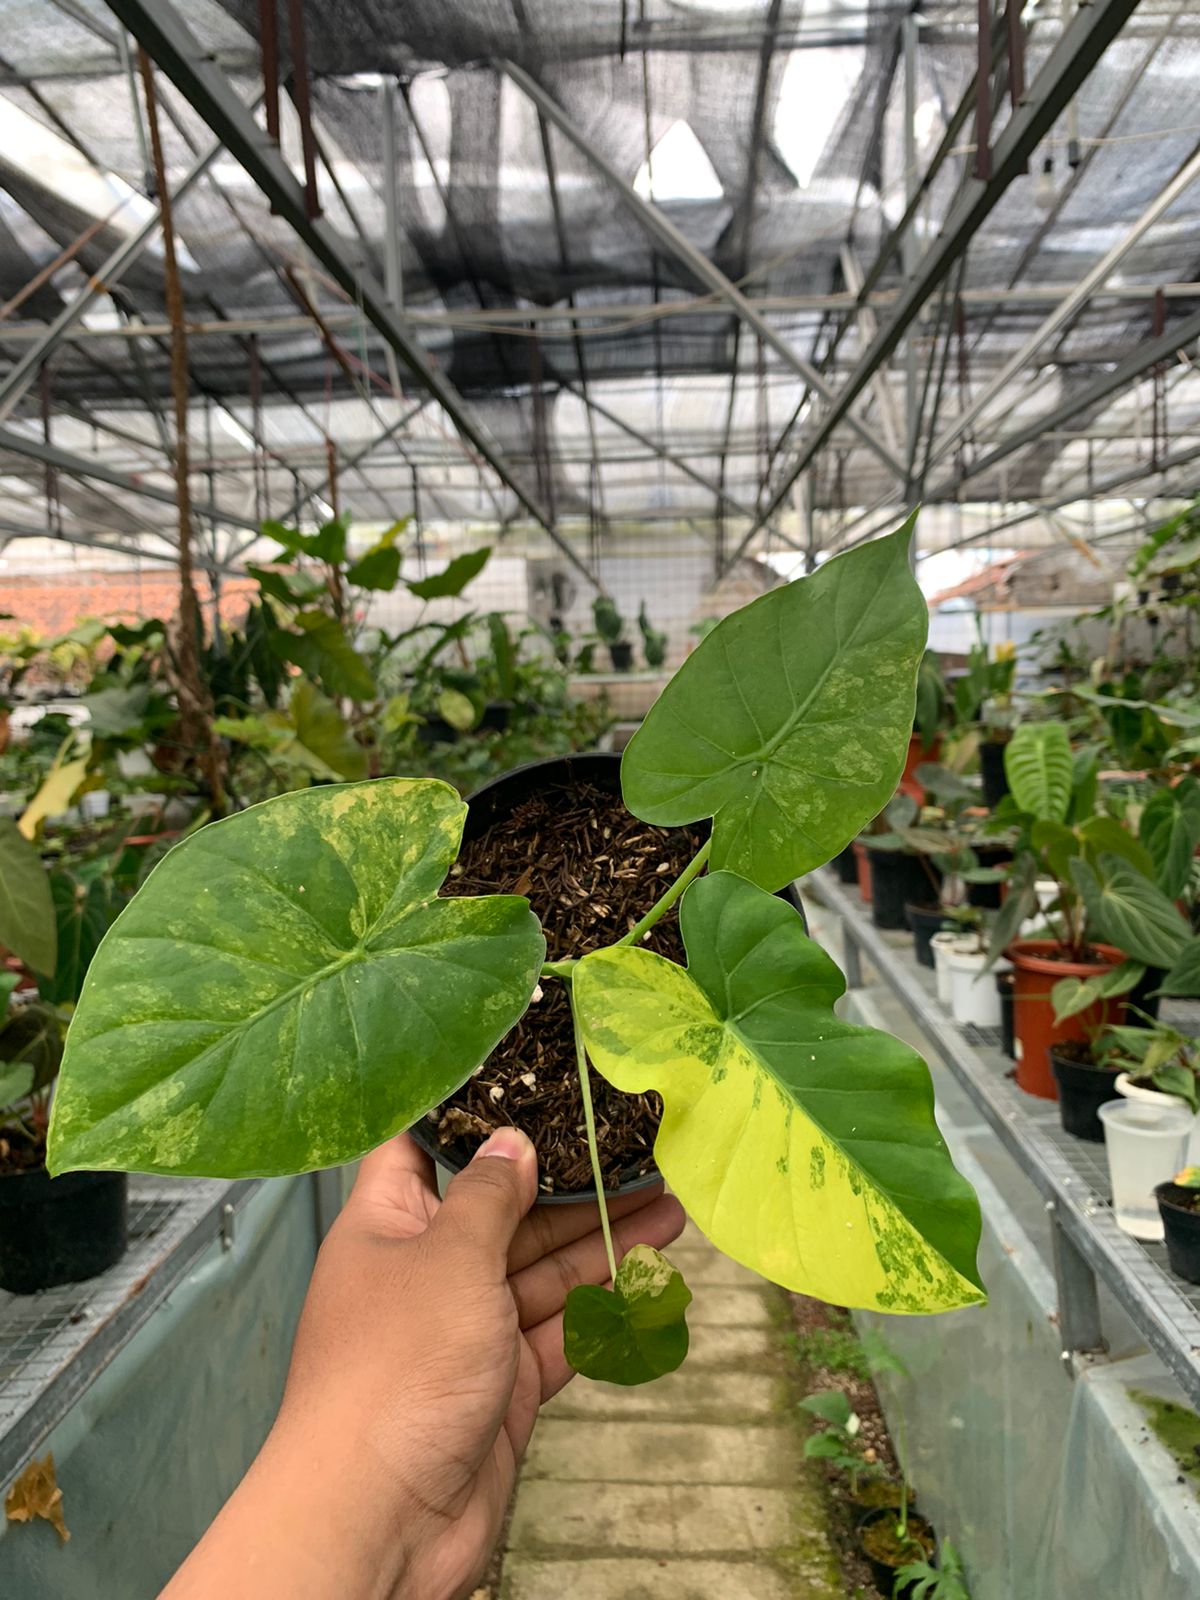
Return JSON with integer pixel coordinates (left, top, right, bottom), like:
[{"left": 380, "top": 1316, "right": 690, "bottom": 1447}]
[{"left": 2, "top": 0, "right": 1200, "bottom": 1595}]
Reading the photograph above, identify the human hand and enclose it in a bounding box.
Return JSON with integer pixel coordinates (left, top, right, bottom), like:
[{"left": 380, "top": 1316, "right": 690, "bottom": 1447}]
[{"left": 162, "top": 1129, "right": 684, "bottom": 1600}]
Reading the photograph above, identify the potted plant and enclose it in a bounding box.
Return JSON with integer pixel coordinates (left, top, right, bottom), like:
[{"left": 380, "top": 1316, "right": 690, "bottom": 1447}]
[
  {"left": 1156, "top": 1165, "right": 1200, "bottom": 1284},
  {"left": 593, "top": 595, "right": 633, "bottom": 672},
  {"left": 860, "top": 793, "right": 944, "bottom": 932},
  {"left": 981, "top": 722, "right": 1189, "bottom": 1098},
  {"left": 900, "top": 651, "right": 950, "bottom": 804},
  {"left": 637, "top": 603, "right": 668, "bottom": 671},
  {"left": 47, "top": 517, "right": 986, "bottom": 1387},
  {"left": 955, "top": 636, "right": 1017, "bottom": 810}
]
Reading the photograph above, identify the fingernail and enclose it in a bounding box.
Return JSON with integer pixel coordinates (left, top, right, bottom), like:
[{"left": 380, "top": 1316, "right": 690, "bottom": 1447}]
[{"left": 477, "top": 1127, "right": 529, "bottom": 1162}]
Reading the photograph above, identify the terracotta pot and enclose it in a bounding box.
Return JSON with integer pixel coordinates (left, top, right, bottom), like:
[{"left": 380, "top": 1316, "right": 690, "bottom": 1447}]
[
  {"left": 1009, "top": 938, "right": 1128, "bottom": 1100},
  {"left": 852, "top": 839, "right": 872, "bottom": 902},
  {"left": 899, "top": 733, "right": 940, "bottom": 804}
]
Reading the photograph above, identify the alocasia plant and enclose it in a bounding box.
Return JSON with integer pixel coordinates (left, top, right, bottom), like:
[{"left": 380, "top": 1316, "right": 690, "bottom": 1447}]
[{"left": 48, "top": 515, "right": 985, "bottom": 1384}]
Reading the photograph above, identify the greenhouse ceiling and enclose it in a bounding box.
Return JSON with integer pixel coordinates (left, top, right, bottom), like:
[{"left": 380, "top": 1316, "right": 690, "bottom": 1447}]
[{"left": 0, "top": 0, "right": 1199, "bottom": 583}]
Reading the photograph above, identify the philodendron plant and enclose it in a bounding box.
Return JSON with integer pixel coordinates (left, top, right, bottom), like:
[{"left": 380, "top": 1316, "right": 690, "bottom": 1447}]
[{"left": 47, "top": 514, "right": 984, "bottom": 1385}]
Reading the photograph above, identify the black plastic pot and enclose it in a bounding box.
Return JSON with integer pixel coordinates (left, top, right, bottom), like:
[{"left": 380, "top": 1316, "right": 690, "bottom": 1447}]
[
  {"left": 966, "top": 842, "right": 1012, "bottom": 911},
  {"left": 980, "top": 738, "right": 1010, "bottom": 810},
  {"left": 417, "top": 701, "right": 512, "bottom": 746},
  {"left": 905, "top": 903, "right": 947, "bottom": 969},
  {"left": 1157, "top": 1184, "right": 1200, "bottom": 1283},
  {"left": 997, "top": 968, "right": 1015, "bottom": 1059},
  {"left": 858, "top": 1508, "right": 936, "bottom": 1600},
  {"left": 866, "top": 846, "right": 940, "bottom": 931},
  {"left": 608, "top": 640, "right": 634, "bottom": 672},
  {"left": 1129, "top": 965, "right": 1165, "bottom": 1025},
  {"left": 409, "top": 751, "right": 807, "bottom": 1203},
  {"left": 1050, "top": 1049, "right": 1119, "bottom": 1143},
  {"left": 832, "top": 845, "right": 858, "bottom": 885},
  {"left": 0, "top": 1166, "right": 128, "bottom": 1294}
]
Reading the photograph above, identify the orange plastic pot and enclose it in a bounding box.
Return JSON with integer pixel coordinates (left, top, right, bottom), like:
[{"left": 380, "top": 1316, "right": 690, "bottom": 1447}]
[
  {"left": 1009, "top": 938, "right": 1128, "bottom": 1100},
  {"left": 899, "top": 733, "right": 940, "bottom": 804},
  {"left": 852, "top": 840, "right": 872, "bottom": 902}
]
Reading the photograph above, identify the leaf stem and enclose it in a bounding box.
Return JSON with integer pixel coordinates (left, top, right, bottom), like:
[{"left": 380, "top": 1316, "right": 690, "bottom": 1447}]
[
  {"left": 616, "top": 838, "right": 712, "bottom": 949},
  {"left": 568, "top": 984, "right": 618, "bottom": 1282}
]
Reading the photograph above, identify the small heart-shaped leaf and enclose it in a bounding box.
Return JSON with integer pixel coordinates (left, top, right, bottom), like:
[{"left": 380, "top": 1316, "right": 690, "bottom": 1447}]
[{"left": 564, "top": 1244, "right": 691, "bottom": 1386}]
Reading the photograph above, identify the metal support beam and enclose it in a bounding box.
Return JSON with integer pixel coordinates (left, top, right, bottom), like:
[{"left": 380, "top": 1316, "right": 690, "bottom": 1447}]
[
  {"left": 557, "top": 380, "right": 798, "bottom": 548},
  {"left": 0, "top": 422, "right": 262, "bottom": 533},
  {"left": 105, "top": 0, "right": 601, "bottom": 592},
  {"left": 497, "top": 58, "right": 907, "bottom": 483},
  {"left": 0, "top": 130, "right": 228, "bottom": 420},
  {"left": 931, "top": 136, "right": 1200, "bottom": 466},
  {"left": 839, "top": 247, "right": 904, "bottom": 454},
  {"left": 722, "top": 0, "right": 1141, "bottom": 570}
]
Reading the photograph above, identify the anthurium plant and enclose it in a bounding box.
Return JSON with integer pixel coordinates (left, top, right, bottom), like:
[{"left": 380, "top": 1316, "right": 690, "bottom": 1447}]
[{"left": 47, "top": 515, "right": 985, "bottom": 1385}]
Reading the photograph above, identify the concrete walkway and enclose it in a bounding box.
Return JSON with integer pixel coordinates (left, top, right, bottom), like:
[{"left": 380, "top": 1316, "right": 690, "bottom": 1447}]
[{"left": 499, "top": 1221, "right": 844, "bottom": 1599}]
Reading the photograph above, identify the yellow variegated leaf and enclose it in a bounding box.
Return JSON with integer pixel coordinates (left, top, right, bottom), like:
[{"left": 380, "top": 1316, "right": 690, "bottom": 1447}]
[{"left": 574, "top": 872, "right": 984, "bottom": 1314}]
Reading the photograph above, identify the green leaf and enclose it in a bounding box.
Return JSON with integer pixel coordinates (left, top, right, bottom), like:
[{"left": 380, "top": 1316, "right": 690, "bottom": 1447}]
[
  {"left": 1030, "top": 819, "right": 1079, "bottom": 883},
  {"left": 290, "top": 679, "right": 367, "bottom": 780},
  {"left": 486, "top": 612, "right": 518, "bottom": 702},
  {"left": 37, "top": 872, "right": 122, "bottom": 1005},
  {"left": 247, "top": 564, "right": 326, "bottom": 608},
  {"left": 80, "top": 684, "right": 152, "bottom": 738},
  {"left": 1050, "top": 960, "right": 1143, "bottom": 1024},
  {"left": 47, "top": 779, "right": 545, "bottom": 1178},
  {"left": 1004, "top": 723, "right": 1072, "bottom": 823},
  {"left": 563, "top": 1244, "right": 692, "bottom": 1386},
  {"left": 798, "top": 1390, "right": 856, "bottom": 1429},
  {"left": 1160, "top": 938, "right": 1200, "bottom": 998},
  {"left": 620, "top": 516, "right": 928, "bottom": 892},
  {"left": 263, "top": 513, "right": 350, "bottom": 566},
  {"left": 406, "top": 546, "right": 491, "bottom": 601},
  {"left": 346, "top": 544, "right": 402, "bottom": 592},
  {"left": 1078, "top": 815, "right": 1155, "bottom": 878},
  {"left": 1071, "top": 854, "right": 1189, "bottom": 969},
  {"left": 273, "top": 611, "right": 376, "bottom": 702},
  {"left": 1140, "top": 779, "right": 1200, "bottom": 898},
  {"left": 436, "top": 689, "right": 478, "bottom": 732},
  {"left": 0, "top": 1002, "right": 63, "bottom": 1091},
  {"left": 984, "top": 852, "right": 1038, "bottom": 970},
  {"left": 574, "top": 871, "right": 984, "bottom": 1312},
  {"left": 0, "top": 1063, "right": 34, "bottom": 1108},
  {"left": 914, "top": 651, "right": 945, "bottom": 748},
  {"left": 0, "top": 817, "right": 57, "bottom": 973}
]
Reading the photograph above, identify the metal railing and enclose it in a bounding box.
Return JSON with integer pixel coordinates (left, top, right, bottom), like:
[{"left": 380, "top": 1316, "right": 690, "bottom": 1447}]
[{"left": 807, "top": 868, "right": 1200, "bottom": 1410}]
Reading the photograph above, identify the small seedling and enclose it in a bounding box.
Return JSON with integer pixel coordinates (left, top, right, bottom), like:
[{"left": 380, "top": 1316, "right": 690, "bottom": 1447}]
[
  {"left": 893, "top": 1537, "right": 972, "bottom": 1599},
  {"left": 799, "top": 1389, "right": 882, "bottom": 1496}
]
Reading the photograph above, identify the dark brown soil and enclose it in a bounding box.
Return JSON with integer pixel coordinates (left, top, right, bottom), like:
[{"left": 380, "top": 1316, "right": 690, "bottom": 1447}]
[
  {"left": 861, "top": 1510, "right": 935, "bottom": 1568},
  {"left": 1162, "top": 1185, "right": 1200, "bottom": 1215},
  {"left": 1051, "top": 1038, "right": 1104, "bottom": 1066},
  {"left": 434, "top": 783, "right": 706, "bottom": 1195},
  {"left": 0, "top": 1128, "right": 47, "bottom": 1175}
]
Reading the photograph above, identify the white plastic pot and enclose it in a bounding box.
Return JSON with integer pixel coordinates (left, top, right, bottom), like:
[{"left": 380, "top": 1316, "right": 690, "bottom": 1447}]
[
  {"left": 79, "top": 789, "right": 111, "bottom": 822},
  {"left": 1099, "top": 1097, "right": 1194, "bottom": 1241},
  {"left": 946, "top": 944, "right": 1004, "bottom": 1029},
  {"left": 931, "top": 932, "right": 959, "bottom": 1005},
  {"left": 1115, "top": 1072, "right": 1200, "bottom": 1163}
]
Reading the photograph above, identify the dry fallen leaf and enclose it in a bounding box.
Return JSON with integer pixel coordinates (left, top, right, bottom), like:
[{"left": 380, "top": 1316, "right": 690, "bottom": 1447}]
[{"left": 5, "top": 1453, "right": 70, "bottom": 1543}]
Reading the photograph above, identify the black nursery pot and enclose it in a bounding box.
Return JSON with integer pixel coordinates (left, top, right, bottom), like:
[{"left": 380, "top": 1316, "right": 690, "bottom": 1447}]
[
  {"left": 858, "top": 1508, "right": 937, "bottom": 1600},
  {"left": 905, "top": 903, "right": 946, "bottom": 968},
  {"left": 966, "top": 842, "right": 1012, "bottom": 911},
  {"left": 1156, "top": 1184, "right": 1200, "bottom": 1284},
  {"left": 1050, "top": 1049, "right": 1119, "bottom": 1143},
  {"left": 0, "top": 1166, "right": 128, "bottom": 1295},
  {"left": 607, "top": 640, "right": 634, "bottom": 672},
  {"left": 867, "top": 846, "right": 939, "bottom": 931},
  {"left": 408, "top": 751, "right": 807, "bottom": 1205},
  {"left": 1129, "top": 965, "right": 1165, "bottom": 1025},
  {"left": 833, "top": 845, "right": 859, "bottom": 885},
  {"left": 997, "top": 968, "right": 1015, "bottom": 1059},
  {"left": 417, "top": 701, "right": 512, "bottom": 746},
  {"left": 980, "top": 738, "right": 1010, "bottom": 809}
]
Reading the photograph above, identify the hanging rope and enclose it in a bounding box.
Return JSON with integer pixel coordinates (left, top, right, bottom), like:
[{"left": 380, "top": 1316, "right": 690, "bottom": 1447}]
[{"left": 136, "top": 47, "right": 226, "bottom": 815}]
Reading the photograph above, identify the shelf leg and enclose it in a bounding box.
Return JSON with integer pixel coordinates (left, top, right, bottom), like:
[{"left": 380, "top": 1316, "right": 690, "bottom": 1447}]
[{"left": 1050, "top": 1210, "right": 1105, "bottom": 1360}]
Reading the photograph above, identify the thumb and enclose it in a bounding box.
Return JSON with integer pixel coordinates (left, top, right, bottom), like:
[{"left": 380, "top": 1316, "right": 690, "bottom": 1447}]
[{"left": 434, "top": 1126, "right": 539, "bottom": 1266}]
